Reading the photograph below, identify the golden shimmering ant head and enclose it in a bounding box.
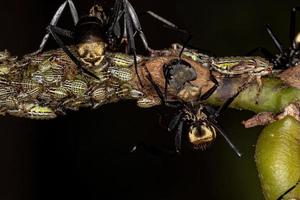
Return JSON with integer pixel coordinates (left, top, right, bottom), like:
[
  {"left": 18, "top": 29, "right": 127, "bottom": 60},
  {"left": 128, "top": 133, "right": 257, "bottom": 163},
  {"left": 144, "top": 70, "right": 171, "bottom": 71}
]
[
  {"left": 188, "top": 123, "right": 217, "bottom": 150},
  {"left": 77, "top": 41, "right": 106, "bottom": 67}
]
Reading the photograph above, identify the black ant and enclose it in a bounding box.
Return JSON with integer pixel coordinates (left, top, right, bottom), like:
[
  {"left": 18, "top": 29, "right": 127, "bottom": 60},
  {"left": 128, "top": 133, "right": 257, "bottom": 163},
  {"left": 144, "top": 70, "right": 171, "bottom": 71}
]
[
  {"left": 248, "top": 7, "right": 300, "bottom": 69},
  {"left": 144, "top": 66, "right": 241, "bottom": 156},
  {"left": 34, "top": 0, "right": 153, "bottom": 85}
]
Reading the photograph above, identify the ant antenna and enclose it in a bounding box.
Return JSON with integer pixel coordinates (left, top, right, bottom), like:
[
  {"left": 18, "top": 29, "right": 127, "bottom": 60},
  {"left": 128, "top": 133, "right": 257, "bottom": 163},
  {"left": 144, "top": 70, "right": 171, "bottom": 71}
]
[{"left": 146, "top": 11, "right": 192, "bottom": 59}]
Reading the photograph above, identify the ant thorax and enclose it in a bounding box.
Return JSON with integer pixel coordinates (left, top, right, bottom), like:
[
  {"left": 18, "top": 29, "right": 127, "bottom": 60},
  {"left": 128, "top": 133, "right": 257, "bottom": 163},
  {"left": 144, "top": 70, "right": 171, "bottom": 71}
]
[{"left": 77, "top": 40, "right": 106, "bottom": 67}]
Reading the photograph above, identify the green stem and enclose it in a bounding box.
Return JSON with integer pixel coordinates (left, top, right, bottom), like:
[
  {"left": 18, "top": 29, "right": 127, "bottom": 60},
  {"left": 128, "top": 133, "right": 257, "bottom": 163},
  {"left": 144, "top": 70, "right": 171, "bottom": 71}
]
[{"left": 207, "top": 78, "right": 300, "bottom": 113}]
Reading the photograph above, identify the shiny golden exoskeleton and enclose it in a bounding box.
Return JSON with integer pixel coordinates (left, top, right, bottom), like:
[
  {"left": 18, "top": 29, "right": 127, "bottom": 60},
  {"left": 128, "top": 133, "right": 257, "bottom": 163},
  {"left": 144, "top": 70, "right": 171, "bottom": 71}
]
[
  {"left": 295, "top": 33, "right": 300, "bottom": 45},
  {"left": 184, "top": 106, "right": 217, "bottom": 150},
  {"left": 188, "top": 123, "right": 216, "bottom": 150},
  {"left": 75, "top": 5, "right": 108, "bottom": 68},
  {"left": 77, "top": 40, "right": 106, "bottom": 67}
]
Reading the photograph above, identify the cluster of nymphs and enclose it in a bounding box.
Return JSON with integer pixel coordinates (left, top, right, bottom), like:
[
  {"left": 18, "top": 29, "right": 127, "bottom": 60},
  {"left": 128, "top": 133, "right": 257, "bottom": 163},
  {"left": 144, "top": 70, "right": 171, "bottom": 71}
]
[
  {"left": 0, "top": 0, "right": 154, "bottom": 120},
  {"left": 1, "top": 0, "right": 300, "bottom": 160},
  {"left": 0, "top": 48, "right": 146, "bottom": 119}
]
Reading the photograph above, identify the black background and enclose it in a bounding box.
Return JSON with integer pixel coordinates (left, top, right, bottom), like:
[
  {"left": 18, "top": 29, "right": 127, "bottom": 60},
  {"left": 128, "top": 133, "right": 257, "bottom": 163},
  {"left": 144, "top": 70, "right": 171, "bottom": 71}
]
[{"left": 0, "top": 0, "right": 299, "bottom": 200}]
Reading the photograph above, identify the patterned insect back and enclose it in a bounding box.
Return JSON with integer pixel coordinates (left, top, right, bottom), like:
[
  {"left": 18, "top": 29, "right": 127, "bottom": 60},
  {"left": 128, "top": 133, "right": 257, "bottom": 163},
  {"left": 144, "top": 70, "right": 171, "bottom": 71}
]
[
  {"left": 107, "top": 53, "right": 138, "bottom": 83},
  {"left": 91, "top": 87, "right": 107, "bottom": 102},
  {"left": 47, "top": 87, "right": 69, "bottom": 100},
  {"left": 211, "top": 57, "right": 272, "bottom": 76},
  {"left": 62, "top": 80, "right": 88, "bottom": 97},
  {"left": 0, "top": 48, "right": 145, "bottom": 119},
  {"left": 7, "top": 103, "right": 57, "bottom": 119},
  {"left": 108, "top": 67, "right": 132, "bottom": 82},
  {"left": 109, "top": 53, "right": 142, "bottom": 68}
]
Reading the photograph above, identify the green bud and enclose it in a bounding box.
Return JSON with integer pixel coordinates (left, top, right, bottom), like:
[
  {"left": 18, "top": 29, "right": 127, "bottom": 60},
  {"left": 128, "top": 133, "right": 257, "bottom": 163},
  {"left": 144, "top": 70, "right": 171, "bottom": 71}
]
[{"left": 255, "top": 116, "right": 300, "bottom": 200}]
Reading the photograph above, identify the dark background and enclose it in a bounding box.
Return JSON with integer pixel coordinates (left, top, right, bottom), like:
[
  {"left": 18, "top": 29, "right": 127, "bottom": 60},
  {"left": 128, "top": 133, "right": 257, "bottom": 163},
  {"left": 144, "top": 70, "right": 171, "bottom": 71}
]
[{"left": 0, "top": 0, "right": 299, "bottom": 199}]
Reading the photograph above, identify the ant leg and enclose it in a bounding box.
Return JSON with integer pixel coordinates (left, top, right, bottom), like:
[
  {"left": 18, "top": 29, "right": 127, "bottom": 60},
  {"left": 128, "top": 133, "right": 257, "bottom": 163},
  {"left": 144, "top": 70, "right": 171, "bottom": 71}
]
[
  {"left": 145, "top": 67, "right": 183, "bottom": 108},
  {"left": 47, "top": 26, "right": 74, "bottom": 39},
  {"left": 162, "top": 64, "right": 173, "bottom": 99},
  {"left": 208, "top": 119, "right": 242, "bottom": 157},
  {"left": 47, "top": 25, "right": 99, "bottom": 80},
  {"left": 204, "top": 106, "right": 242, "bottom": 157},
  {"left": 217, "top": 87, "right": 241, "bottom": 116},
  {"left": 67, "top": 0, "right": 79, "bottom": 24},
  {"left": 215, "top": 76, "right": 254, "bottom": 118},
  {"left": 266, "top": 24, "right": 285, "bottom": 54},
  {"left": 174, "top": 120, "right": 184, "bottom": 153},
  {"left": 123, "top": 0, "right": 143, "bottom": 87},
  {"left": 146, "top": 66, "right": 186, "bottom": 153},
  {"left": 34, "top": 0, "right": 79, "bottom": 54},
  {"left": 145, "top": 67, "right": 165, "bottom": 103},
  {"left": 199, "top": 71, "right": 219, "bottom": 101},
  {"left": 121, "top": 17, "right": 129, "bottom": 52},
  {"left": 168, "top": 112, "right": 183, "bottom": 131},
  {"left": 108, "top": 0, "right": 122, "bottom": 38},
  {"left": 126, "top": 0, "right": 151, "bottom": 52},
  {"left": 276, "top": 179, "right": 300, "bottom": 200},
  {"left": 147, "top": 11, "right": 179, "bottom": 31}
]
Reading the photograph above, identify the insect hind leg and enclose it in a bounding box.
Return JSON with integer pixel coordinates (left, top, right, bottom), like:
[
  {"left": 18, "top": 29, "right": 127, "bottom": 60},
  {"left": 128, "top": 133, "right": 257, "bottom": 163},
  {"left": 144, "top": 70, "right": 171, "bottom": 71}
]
[{"left": 198, "top": 71, "right": 219, "bottom": 102}]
